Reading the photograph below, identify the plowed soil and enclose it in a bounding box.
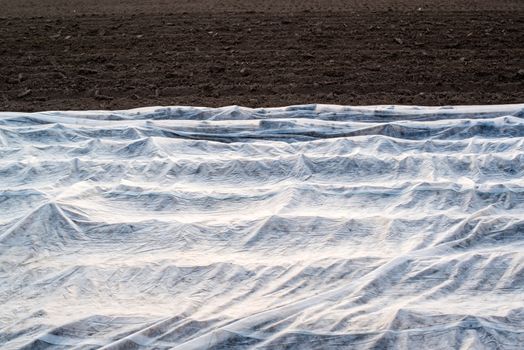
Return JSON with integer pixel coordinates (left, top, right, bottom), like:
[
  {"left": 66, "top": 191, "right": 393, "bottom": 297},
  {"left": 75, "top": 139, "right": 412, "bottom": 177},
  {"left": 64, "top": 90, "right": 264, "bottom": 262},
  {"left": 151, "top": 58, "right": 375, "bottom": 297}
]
[{"left": 0, "top": 0, "right": 523, "bottom": 111}]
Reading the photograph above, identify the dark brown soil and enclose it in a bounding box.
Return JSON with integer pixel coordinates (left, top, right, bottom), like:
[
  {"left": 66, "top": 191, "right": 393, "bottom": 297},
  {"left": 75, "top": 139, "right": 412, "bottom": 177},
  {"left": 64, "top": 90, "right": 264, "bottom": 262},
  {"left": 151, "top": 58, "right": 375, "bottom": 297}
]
[{"left": 0, "top": 0, "right": 523, "bottom": 111}]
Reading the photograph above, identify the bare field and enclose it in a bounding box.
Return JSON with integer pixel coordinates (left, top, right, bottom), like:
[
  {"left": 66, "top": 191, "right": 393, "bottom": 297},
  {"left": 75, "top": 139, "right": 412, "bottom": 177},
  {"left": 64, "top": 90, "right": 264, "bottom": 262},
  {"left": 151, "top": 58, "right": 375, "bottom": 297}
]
[{"left": 0, "top": 0, "right": 522, "bottom": 111}]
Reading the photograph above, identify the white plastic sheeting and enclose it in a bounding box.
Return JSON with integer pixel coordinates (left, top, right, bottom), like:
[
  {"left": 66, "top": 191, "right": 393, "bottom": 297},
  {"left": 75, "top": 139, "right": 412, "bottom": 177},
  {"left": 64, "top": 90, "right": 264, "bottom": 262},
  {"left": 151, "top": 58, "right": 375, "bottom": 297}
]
[{"left": 1, "top": 104, "right": 524, "bottom": 349}]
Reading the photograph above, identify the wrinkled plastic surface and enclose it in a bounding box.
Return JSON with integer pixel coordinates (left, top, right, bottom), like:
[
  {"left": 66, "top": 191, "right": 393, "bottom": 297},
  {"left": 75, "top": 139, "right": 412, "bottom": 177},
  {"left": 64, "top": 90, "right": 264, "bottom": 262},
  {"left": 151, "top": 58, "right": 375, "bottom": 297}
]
[{"left": 1, "top": 104, "right": 524, "bottom": 349}]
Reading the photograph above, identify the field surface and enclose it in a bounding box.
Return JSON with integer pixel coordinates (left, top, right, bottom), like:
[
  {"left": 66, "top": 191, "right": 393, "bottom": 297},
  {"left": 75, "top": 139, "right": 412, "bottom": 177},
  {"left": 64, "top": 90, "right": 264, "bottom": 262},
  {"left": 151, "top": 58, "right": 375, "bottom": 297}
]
[
  {"left": 1, "top": 1, "right": 524, "bottom": 349},
  {"left": 0, "top": 0, "right": 523, "bottom": 111}
]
